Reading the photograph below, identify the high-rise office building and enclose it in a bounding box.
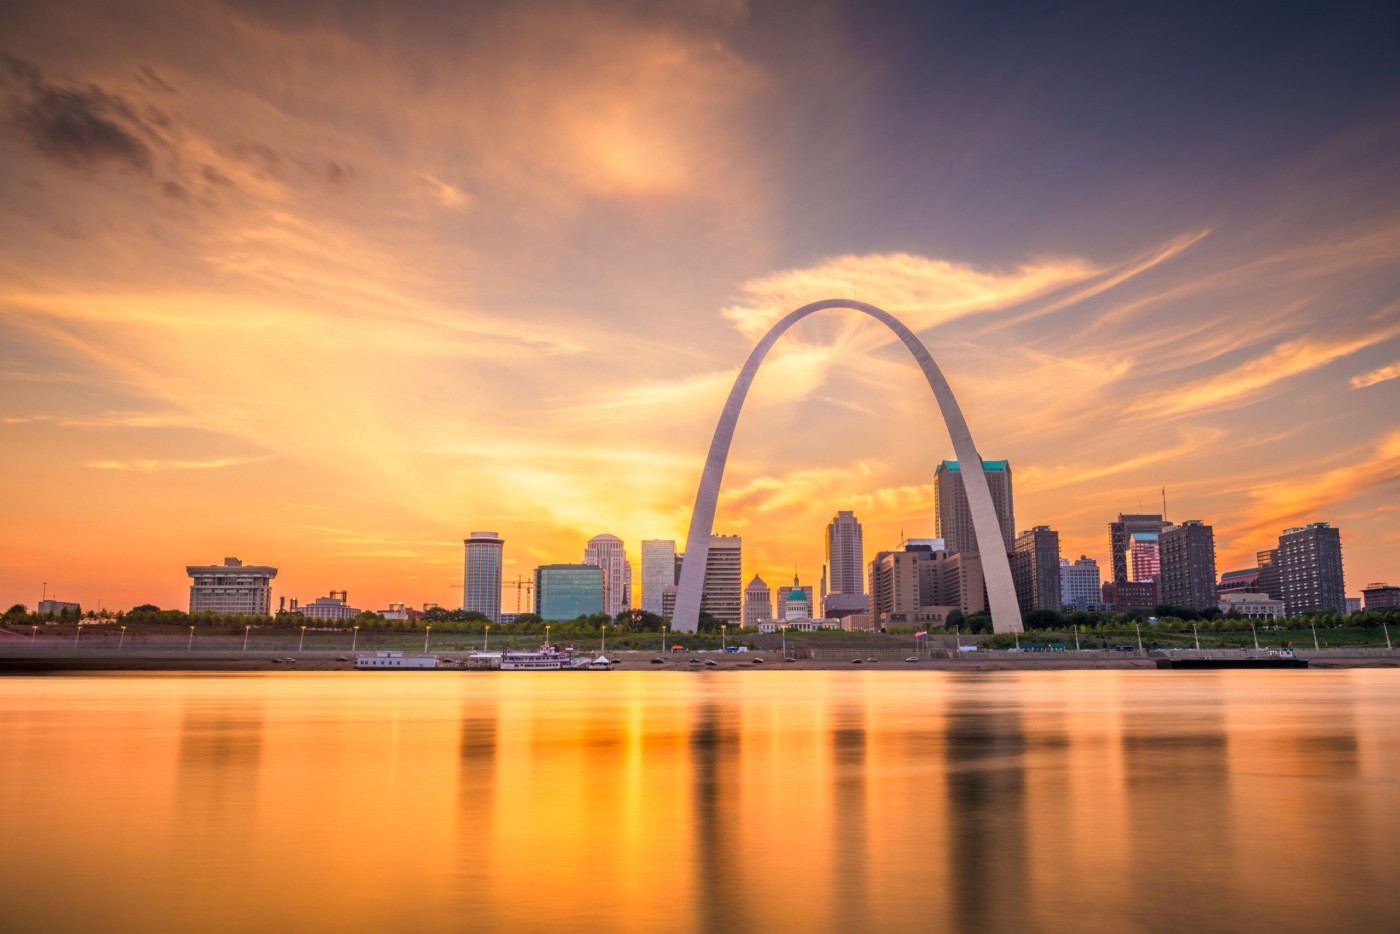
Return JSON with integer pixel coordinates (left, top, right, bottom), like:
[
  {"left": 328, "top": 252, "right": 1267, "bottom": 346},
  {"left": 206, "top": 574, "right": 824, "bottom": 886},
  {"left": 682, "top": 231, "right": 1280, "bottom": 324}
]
[
  {"left": 584, "top": 534, "right": 632, "bottom": 617},
  {"left": 1013, "top": 526, "right": 1061, "bottom": 614},
  {"left": 1060, "top": 556, "right": 1102, "bottom": 611},
  {"left": 534, "top": 564, "right": 605, "bottom": 620},
  {"left": 463, "top": 531, "right": 504, "bottom": 622},
  {"left": 1278, "top": 523, "right": 1345, "bottom": 616},
  {"left": 1128, "top": 533, "right": 1160, "bottom": 583},
  {"left": 934, "top": 460, "right": 1014, "bottom": 556},
  {"left": 743, "top": 575, "right": 773, "bottom": 627},
  {"left": 825, "top": 510, "right": 865, "bottom": 595},
  {"left": 640, "top": 540, "right": 676, "bottom": 615},
  {"left": 1256, "top": 549, "right": 1283, "bottom": 601},
  {"left": 1159, "top": 520, "right": 1218, "bottom": 612},
  {"left": 187, "top": 557, "right": 277, "bottom": 615},
  {"left": 1108, "top": 514, "right": 1171, "bottom": 583},
  {"left": 701, "top": 534, "right": 742, "bottom": 623}
]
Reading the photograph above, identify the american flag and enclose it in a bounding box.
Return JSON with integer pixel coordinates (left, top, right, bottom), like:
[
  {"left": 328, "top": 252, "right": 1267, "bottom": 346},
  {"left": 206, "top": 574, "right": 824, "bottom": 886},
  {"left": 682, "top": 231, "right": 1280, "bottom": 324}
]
[{"left": 914, "top": 630, "right": 928, "bottom": 637}]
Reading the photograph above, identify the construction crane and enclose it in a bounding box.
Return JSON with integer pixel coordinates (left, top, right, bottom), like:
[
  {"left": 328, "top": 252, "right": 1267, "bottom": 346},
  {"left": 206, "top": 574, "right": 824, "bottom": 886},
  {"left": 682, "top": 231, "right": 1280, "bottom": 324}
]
[{"left": 508, "top": 576, "right": 534, "bottom": 614}]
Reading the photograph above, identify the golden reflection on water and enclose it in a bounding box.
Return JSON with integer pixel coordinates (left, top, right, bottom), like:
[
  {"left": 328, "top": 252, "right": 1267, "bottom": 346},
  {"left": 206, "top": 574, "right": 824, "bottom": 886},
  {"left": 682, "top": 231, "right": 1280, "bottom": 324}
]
[{"left": 2, "top": 671, "right": 1398, "bottom": 933}]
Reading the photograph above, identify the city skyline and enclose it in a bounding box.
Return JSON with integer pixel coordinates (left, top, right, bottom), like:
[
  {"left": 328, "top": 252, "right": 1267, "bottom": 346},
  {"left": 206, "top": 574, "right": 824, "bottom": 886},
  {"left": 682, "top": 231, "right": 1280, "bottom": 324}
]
[{"left": 3, "top": 1, "right": 1400, "bottom": 611}]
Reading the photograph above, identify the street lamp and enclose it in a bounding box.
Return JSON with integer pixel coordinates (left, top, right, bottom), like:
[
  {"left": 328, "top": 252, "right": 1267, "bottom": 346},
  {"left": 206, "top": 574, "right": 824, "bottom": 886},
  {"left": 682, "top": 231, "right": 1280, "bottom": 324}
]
[
  {"left": 299, "top": 625, "right": 307, "bottom": 653},
  {"left": 545, "top": 624, "right": 551, "bottom": 649},
  {"left": 662, "top": 624, "right": 667, "bottom": 654},
  {"left": 30, "top": 625, "right": 38, "bottom": 651},
  {"left": 424, "top": 623, "right": 432, "bottom": 654},
  {"left": 187, "top": 625, "right": 195, "bottom": 652},
  {"left": 1251, "top": 622, "right": 1259, "bottom": 652},
  {"left": 74, "top": 622, "right": 83, "bottom": 652},
  {"left": 484, "top": 624, "right": 490, "bottom": 653},
  {"left": 352, "top": 624, "right": 359, "bottom": 652},
  {"left": 601, "top": 623, "right": 607, "bottom": 657},
  {"left": 1311, "top": 621, "right": 1320, "bottom": 652},
  {"left": 722, "top": 624, "right": 727, "bottom": 653},
  {"left": 781, "top": 624, "right": 787, "bottom": 660},
  {"left": 1385, "top": 621, "right": 1393, "bottom": 653},
  {"left": 1193, "top": 623, "right": 1201, "bottom": 653},
  {"left": 119, "top": 625, "right": 127, "bottom": 652},
  {"left": 1135, "top": 623, "right": 1143, "bottom": 654}
]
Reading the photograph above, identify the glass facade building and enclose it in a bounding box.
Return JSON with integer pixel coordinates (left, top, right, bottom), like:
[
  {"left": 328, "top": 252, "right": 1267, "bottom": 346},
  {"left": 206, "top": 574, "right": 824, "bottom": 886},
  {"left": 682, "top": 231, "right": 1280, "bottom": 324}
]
[{"left": 535, "top": 564, "right": 605, "bottom": 620}]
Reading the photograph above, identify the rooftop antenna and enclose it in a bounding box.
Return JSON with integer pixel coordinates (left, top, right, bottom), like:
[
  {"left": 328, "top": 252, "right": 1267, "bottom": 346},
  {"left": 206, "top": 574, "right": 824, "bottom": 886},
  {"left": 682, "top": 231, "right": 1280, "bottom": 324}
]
[{"left": 1162, "top": 486, "right": 1167, "bottom": 518}]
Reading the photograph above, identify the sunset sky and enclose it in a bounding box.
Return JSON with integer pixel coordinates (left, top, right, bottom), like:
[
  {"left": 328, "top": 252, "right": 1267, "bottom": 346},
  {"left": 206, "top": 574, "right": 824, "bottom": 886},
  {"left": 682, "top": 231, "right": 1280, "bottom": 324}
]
[{"left": 3, "top": 0, "right": 1398, "bottom": 614}]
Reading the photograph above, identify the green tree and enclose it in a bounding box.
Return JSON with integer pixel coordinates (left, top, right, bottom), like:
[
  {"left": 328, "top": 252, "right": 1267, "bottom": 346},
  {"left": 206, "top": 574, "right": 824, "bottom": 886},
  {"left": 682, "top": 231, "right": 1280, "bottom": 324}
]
[{"left": 4, "top": 603, "right": 26, "bottom": 618}]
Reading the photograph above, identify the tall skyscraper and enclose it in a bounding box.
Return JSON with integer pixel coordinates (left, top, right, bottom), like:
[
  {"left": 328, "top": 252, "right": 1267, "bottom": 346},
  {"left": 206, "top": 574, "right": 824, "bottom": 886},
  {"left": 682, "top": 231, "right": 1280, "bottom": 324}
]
[
  {"left": 1278, "top": 523, "right": 1345, "bottom": 616},
  {"left": 934, "top": 460, "right": 1014, "bottom": 556},
  {"left": 584, "top": 534, "right": 632, "bottom": 617},
  {"left": 187, "top": 557, "right": 277, "bottom": 615},
  {"left": 1108, "top": 514, "right": 1170, "bottom": 582},
  {"left": 1159, "top": 520, "right": 1217, "bottom": 611},
  {"left": 1013, "top": 526, "right": 1061, "bottom": 614},
  {"left": 825, "top": 511, "right": 864, "bottom": 595},
  {"left": 701, "top": 534, "right": 742, "bottom": 623},
  {"left": 743, "top": 575, "right": 773, "bottom": 627},
  {"left": 824, "top": 510, "right": 869, "bottom": 617},
  {"left": 534, "top": 564, "right": 605, "bottom": 620},
  {"left": 640, "top": 540, "right": 676, "bottom": 615},
  {"left": 463, "top": 531, "right": 504, "bottom": 622},
  {"left": 1060, "top": 556, "right": 1102, "bottom": 611}
]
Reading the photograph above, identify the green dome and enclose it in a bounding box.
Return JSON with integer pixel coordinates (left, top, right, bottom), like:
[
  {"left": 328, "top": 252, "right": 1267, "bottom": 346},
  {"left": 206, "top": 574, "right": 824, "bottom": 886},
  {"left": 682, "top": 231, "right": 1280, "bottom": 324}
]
[{"left": 789, "top": 588, "right": 807, "bottom": 600}]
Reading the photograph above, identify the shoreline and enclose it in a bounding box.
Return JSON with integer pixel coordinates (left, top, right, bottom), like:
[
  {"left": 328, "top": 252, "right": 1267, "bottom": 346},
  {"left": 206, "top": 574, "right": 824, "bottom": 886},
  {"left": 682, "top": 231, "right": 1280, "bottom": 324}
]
[{"left": 2, "top": 652, "right": 1397, "bottom": 674}]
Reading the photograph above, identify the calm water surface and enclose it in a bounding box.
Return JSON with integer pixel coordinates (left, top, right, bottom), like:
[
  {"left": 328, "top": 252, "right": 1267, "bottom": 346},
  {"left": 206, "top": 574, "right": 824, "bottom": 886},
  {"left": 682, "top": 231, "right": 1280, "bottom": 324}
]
[{"left": 2, "top": 670, "right": 1398, "bottom": 933}]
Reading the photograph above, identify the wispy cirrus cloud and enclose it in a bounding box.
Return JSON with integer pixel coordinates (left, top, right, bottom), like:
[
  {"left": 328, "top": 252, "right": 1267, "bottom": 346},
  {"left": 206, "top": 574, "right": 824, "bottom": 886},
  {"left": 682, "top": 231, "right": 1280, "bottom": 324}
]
[
  {"left": 1136, "top": 316, "right": 1400, "bottom": 418},
  {"left": 1351, "top": 360, "right": 1400, "bottom": 390},
  {"left": 85, "top": 455, "right": 274, "bottom": 471}
]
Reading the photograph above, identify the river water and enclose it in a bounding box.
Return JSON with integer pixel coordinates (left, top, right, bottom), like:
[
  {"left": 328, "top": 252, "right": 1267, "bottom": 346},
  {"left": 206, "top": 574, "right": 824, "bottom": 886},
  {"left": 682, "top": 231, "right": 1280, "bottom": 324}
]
[{"left": 2, "top": 670, "right": 1397, "bottom": 933}]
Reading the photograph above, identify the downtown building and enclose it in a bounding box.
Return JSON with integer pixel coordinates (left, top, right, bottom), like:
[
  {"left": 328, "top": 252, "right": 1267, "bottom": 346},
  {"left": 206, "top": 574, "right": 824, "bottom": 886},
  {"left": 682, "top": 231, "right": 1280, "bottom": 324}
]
[
  {"left": 700, "top": 534, "right": 743, "bottom": 624},
  {"left": 534, "top": 564, "right": 605, "bottom": 620},
  {"left": 934, "top": 460, "right": 1015, "bottom": 557},
  {"left": 1278, "top": 523, "right": 1345, "bottom": 616},
  {"left": 1012, "top": 526, "right": 1062, "bottom": 615},
  {"left": 1362, "top": 583, "right": 1400, "bottom": 610},
  {"left": 463, "top": 531, "right": 504, "bottom": 622},
  {"left": 187, "top": 557, "right": 277, "bottom": 615},
  {"left": 1158, "top": 520, "right": 1218, "bottom": 613},
  {"left": 1060, "top": 556, "right": 1102, "bottom": 611},
  {"left": 584, "top": 534, "right": 633, "bottom": 617},
  {"left": 639, "top": 540, "right": 676, "bottom": 615},
  {"left": 298, "top": 591, "right": 360, "bottom": 622},
  {"left": 743, "top": 575, "right": 773, "bottom": 627},
  {"left": 868, "top": 542, "right": 984, "bottom": 628},
  {"left": 823, "top": 510, "right": 869, "bottom": 617},
  {"left": 1108, "top": 514, "right": 1170, "bottom": 583}
]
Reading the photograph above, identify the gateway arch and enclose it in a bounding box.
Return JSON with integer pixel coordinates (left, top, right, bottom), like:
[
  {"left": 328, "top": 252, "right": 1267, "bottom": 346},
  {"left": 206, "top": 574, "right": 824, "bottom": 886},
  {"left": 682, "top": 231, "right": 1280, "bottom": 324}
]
[{"left": 671, "top": 298, "right": 1023, "bottom": 635}]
